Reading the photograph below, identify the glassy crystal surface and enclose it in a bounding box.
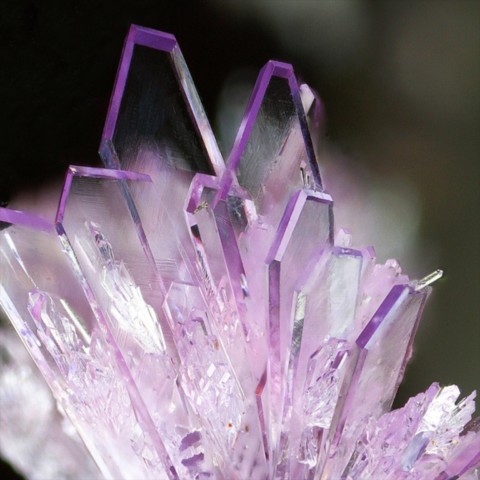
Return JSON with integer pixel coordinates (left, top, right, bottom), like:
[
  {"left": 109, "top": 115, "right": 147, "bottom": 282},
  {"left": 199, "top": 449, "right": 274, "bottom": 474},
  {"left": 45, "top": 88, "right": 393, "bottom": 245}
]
[
  {"left": 0, "top": 25, "right": 478, "bottom": 480},
  {"left": 0, "top": 325, "right": 99, "bottom": 480}
]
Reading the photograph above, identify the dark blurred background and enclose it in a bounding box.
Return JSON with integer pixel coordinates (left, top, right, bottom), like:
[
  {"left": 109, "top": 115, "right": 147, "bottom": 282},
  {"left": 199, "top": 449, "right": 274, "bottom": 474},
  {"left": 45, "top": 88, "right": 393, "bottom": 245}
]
[{"left": 0, "top": 1, "right": 479, "bottom": 478}]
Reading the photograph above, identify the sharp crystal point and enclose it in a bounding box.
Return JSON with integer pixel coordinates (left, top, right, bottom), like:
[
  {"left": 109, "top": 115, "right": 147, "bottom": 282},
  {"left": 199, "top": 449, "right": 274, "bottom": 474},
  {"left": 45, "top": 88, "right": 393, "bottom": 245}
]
[
  {"left": 0, "top": 26, "right": 478, "bottom": 480},
  {"left": 414, "top": 269, "right": 444, "bottom": 291}
]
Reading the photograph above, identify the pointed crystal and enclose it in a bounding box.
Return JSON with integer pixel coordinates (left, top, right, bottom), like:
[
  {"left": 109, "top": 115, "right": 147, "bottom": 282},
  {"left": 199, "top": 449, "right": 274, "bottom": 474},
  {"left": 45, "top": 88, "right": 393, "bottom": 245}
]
[{"left": 1, "top": 25, "right": 478, "bottom": 480}]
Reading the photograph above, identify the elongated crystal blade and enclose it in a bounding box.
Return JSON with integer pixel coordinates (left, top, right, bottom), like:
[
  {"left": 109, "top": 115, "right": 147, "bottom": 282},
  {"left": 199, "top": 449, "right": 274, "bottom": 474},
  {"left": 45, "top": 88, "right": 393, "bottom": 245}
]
[
  {"left": 226, "top": 61, "right": 322, "bottom": 201},
  {"left": 101, "top": 25, "right": 223, "bottom": 177},
  {"left": 99, "top": 26, "right": 226, "bottom": 306},
  {"left": 278, "top": 247, "right": 363, "bottom": 477},
  {"left": 266, "top": 190, "right": 333, "bottom": 463},
  {"left": 56, "top": 167, "right": 209, "bottom": 479},
  {"left": 0, "top": 209, "right": 174, "bottom": 479},
  {"left": 319, "top": 284, "right": 430, "bottom": 478}
]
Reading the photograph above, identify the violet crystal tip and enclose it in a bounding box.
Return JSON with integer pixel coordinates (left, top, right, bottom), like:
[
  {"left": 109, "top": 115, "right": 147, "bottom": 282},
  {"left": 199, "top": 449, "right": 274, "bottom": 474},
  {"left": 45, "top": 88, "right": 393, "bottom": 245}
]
[{"left": 0, "top": 26, "right": 478, "bottom": 480}]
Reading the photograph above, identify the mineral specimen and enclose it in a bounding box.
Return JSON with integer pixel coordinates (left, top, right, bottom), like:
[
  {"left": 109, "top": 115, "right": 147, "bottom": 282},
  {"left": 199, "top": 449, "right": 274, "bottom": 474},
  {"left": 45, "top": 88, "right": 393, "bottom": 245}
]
[{"left": 0, "top": 25, "right": 478, "bottom": 480}]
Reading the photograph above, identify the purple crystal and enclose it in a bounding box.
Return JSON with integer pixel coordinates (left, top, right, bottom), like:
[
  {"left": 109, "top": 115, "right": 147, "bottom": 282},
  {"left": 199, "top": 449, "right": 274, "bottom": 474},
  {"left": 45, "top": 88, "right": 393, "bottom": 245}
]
[{"left": 0, "top": 25, "right": 478, "bottom": 480}]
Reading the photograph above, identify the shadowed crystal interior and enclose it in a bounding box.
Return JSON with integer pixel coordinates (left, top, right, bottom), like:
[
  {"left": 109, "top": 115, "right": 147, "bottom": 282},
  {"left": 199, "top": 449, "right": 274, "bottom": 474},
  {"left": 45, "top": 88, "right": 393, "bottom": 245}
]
[{"left": 0, "top": 25, "right": 478, "bottom": 480}]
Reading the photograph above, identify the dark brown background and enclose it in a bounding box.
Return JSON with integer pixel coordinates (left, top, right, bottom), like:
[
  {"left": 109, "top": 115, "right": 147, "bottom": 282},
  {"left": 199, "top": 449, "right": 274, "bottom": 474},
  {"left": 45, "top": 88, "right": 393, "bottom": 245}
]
[{"left": 0, "top": 1, "right": 479, "bottom": 478}]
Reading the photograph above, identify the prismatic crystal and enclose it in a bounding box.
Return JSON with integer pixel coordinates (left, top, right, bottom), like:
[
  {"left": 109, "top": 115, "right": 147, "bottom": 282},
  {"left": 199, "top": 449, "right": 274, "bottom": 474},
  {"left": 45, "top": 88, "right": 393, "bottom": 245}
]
[{"left": 0, "top": 25, "right": 479, "bottom": 480}]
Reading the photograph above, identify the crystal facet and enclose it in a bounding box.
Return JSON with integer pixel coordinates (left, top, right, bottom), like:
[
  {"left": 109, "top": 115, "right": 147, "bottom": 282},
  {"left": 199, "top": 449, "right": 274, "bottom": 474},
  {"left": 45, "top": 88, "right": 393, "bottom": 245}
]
[{"left": 0, "top": 25, "right": 478, "bottom": 480}]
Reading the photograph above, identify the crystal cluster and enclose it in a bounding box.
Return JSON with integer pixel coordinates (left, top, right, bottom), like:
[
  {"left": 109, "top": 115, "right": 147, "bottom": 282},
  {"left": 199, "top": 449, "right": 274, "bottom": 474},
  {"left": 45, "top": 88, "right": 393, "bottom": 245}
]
[{"left": 0, "top": 25, "right": 478, "bottom": 480}]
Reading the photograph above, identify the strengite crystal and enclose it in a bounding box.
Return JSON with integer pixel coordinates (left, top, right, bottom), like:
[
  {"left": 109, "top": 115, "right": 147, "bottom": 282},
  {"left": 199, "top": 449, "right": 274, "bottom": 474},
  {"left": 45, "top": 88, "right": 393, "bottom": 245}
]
[{"left": 0, "top": 26, "right": 478, "bottom": 480}]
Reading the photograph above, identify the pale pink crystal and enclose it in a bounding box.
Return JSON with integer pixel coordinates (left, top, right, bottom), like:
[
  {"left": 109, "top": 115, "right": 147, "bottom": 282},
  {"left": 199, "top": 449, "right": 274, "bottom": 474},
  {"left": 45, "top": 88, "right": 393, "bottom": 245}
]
[{"left": 0, "top": 25, "right": 478, "bottom": 480}]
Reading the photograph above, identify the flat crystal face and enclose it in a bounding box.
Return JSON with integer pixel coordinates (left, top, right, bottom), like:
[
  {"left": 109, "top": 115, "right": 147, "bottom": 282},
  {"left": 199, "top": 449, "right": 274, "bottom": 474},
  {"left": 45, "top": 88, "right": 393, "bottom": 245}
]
[
  {"left": 111, "top": 45, "right": 214, "bottom": 175},
  {"left": 236, "top": 76, "right": 298, "bottom": 196},
  {"left": 101, "top": 25, "right": 223, "bottom": 179},
  {"left": 0, "top": 25, "right": 478, "bottom": 480}
]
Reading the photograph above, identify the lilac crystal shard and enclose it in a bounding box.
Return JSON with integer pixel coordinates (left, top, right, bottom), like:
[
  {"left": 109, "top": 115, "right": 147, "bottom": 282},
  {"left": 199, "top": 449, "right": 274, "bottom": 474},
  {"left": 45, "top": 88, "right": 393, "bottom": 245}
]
[
  {"left": 0, "top": 325, "right": 99, "bottom": 480},
  {"left": 0, "top": 208, "right": 175, "bottom": 479},
  {"left": 1, "top": 26, "right": 479, "bottom": 480},
  {"left": 101, "top": 25, "right": 223, "bottom": 176}
]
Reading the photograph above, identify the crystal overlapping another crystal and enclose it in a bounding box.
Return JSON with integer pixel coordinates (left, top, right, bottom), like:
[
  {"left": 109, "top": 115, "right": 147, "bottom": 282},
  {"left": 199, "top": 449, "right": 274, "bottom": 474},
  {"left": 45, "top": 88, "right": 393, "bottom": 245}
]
[{"left": 0, "top": 25, "right": 478, "bottom": 480}]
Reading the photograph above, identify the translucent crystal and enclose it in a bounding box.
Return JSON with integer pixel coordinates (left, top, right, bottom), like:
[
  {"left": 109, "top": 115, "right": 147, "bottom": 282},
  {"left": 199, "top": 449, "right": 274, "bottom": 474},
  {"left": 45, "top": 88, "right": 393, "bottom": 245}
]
[
  {"left": 0, "top": 326, "right": 99, "bottom": 480},
  {"left": 0, "top": 25, "right": 478, "bottom": 480}
]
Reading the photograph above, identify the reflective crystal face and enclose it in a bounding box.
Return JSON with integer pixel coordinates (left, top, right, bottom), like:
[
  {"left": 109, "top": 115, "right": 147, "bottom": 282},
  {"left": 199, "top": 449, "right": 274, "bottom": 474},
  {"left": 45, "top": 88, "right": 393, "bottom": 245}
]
[{"left": 0, "top": 25, "right": 478, "bottom": 480}]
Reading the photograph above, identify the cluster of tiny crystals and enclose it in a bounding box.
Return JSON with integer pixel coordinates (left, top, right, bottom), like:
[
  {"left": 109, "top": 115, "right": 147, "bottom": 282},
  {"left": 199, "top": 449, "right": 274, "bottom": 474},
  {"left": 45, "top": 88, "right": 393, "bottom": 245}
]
[{"left": 0, "top": 25, "right": 478, "bottom": 480}]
